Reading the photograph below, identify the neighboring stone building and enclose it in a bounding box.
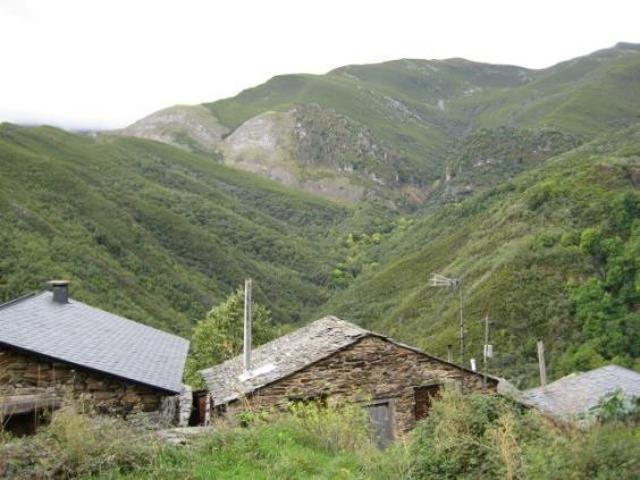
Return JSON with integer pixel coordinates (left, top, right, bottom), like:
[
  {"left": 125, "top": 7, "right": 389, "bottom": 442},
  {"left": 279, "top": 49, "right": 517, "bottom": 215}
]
[
  {"left": 0, "top": 281, "right": 190, "bottom": 434},
  {"left": 521, "top": 364, "right": 640, "bottom": 424},
  {"left": 200, "top": 316, "right": 498, "bottom": 443}
]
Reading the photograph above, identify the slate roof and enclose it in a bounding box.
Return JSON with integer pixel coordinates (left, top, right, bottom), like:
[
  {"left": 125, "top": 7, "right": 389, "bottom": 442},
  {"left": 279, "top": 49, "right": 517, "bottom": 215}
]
[
  {"left": 0, "top": 291, "right": 189, "bottom": 393},
  {"left": 521, "top": 365, "right": 640, "bottom": 420},
  {"left": 200, "top": 315, "right": 496, "bottom": 406}
]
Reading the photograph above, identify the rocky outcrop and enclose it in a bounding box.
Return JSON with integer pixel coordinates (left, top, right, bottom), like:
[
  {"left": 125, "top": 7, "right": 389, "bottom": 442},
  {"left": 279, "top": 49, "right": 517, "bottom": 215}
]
[
  {"left": 220, "top": 105, "right": 419, "bottom": 203},
  {"left": 116, "top": 105, "right": 228, "bottom": 154},
  {"left": 221, "top": 109, "right": 369, "bottom": 202}
]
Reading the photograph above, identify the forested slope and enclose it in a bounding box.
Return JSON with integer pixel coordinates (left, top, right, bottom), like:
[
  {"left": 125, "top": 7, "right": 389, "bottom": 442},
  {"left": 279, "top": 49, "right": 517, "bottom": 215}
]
[
  {"left": 0, "top": 124, "right": 348, "bottom": 333},
  {"left": 320, "top": 126, "right": 640, "bottom": 386}
]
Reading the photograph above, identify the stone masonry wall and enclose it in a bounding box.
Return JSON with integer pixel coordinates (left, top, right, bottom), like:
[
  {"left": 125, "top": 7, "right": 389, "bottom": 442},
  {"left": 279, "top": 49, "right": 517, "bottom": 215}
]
[
  {"left": 0, "top": 347, "right": 166, "bottom": 416},
  {"left": 224, "top": 336, "right": 497, "bottom": 434}
]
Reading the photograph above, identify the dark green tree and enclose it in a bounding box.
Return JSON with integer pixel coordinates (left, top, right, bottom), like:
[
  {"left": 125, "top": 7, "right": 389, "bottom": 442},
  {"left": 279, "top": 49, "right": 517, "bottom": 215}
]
[{"left": 185, "top": 287, "right": 275, "bottom": 386}]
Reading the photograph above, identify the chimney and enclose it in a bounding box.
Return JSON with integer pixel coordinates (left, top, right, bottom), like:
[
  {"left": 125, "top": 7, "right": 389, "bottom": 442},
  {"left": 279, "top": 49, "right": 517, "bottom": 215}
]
[
  {"left": 48, "top": 280, "right": 69, "bottom": 304},
  {"left": 447, "top": 344, "right": 453, "bottom": 362},
  {"left": 243, "top": 278, "right": 252, "bottom": 374}
]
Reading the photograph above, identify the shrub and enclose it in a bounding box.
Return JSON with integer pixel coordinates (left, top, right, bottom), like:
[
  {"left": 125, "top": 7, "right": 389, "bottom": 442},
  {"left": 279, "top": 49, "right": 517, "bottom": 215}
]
[
  {"left": 525, "top": 423, "right": 640, "bottom": 479},
  {"left": 408, "top": 387, "right": 525, "bottom": 479},
  {"left": 0, "top": 406, "right": 160, "bottom": 479},
  {"left": 588, "top": 389, "right": 640, "bottom": 424},
  {"left": 408, "top": 388, "right": 640, "bottom": 480},
  {"left": 285, "top": 401, "right": 373, "bottom": 455}
]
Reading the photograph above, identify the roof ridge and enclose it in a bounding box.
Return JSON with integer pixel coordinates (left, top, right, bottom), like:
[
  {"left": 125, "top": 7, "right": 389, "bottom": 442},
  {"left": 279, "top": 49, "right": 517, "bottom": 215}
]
[
  {"left": 0, "top": 292, "right": 38, "bottom": 311},
  {"left": 200, "top": 315, "right": 367, "bottom": 375}
]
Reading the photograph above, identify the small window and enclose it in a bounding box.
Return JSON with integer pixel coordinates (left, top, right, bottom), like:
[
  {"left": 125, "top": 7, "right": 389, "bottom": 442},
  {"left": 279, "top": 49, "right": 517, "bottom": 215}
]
[{"left": 414, "top": 384, "right": 442, "bottom": 421}]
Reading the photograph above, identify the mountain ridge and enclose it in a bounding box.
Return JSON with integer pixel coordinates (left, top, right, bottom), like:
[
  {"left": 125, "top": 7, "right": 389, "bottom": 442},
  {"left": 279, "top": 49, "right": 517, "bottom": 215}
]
[
  {"left": 114, "top": 42, "right": 640, "bottom": 206},
  {"left": 3, "top": 42, "right": 640, "bottom": 386}
]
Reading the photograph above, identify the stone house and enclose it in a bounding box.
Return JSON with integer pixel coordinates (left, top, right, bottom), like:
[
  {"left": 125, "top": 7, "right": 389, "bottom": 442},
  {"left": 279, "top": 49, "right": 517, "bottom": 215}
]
[
  {"left": 0, "top": 281, "right": 190, "bottom": 434},
  {"left": 200, "top": 316, "right": 498, "bottom": 444},
  {"left": 520, "top": 364, "right": 640, "bottom": 424}
]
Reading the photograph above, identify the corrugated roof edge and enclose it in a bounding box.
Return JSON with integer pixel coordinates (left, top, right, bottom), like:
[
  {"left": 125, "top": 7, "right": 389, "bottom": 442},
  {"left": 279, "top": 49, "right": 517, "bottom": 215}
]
[
  {"left": 0, "top": 340, "right": 184, "bottom": 395},
  {"left": 0, "top": 292, "right": 37, "bottom": 311}
]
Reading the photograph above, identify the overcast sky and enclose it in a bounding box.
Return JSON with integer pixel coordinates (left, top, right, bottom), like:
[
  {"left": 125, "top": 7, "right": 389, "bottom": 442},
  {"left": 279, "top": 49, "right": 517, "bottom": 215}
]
[{"left": 1, "top": 0, "right": 638, "bottom": 130}]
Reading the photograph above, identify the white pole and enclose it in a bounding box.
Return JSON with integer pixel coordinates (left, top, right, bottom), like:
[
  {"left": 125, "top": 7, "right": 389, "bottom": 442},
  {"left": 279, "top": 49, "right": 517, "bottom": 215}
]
[
  {"left": 483, "top": 314, "right": 489, "bottom": 391},
  {"left": 243, "top": 278, "right": 252, "bottom": 374}
]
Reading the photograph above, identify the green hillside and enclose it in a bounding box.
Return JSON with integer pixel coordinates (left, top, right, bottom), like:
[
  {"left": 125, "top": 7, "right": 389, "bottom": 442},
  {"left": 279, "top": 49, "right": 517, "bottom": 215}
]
[
  {"left": 319, "top": 126, "right": 640, "bottom": 387},
  {"left": 114, "top": 43, "right": 640, "bottom": 206},
  {"left": 205, "top": 59, "right": 532, "bottom": 180},
  {"left": 3, "top": 43, "right": 640, "bottom": 387},
  {"left": 0, "top": 123, "right": 348, "bottom": 333},
  {"left": 473, "top": 42, "right": 640, "bottom": 133}
]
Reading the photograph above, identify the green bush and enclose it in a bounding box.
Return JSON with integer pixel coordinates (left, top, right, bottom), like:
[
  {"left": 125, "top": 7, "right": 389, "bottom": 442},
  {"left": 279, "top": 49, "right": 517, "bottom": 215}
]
[
  {"left": 0, "top": 406, "right": 160, "bottom": 479},
  {"left": 408, "top": 388, "right": 527, "bottom": 479},
  {"left": 408, "top": 388, "right": 640, "bottom": 480},
  {"left": 525, "top": 423, "right": 640, "bottom": 479}
]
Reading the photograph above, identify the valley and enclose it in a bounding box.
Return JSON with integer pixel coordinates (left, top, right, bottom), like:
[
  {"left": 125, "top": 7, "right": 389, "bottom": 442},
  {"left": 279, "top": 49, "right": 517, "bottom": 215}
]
[{"left": 2, "top": 42, "right": 640, "bottom": 387}]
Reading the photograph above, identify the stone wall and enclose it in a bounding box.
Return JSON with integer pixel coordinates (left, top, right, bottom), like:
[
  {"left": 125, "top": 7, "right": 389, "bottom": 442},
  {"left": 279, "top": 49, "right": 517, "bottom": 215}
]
[
  {"left": 0, "top": 347, "right": 167, "bottom": 417},
  {"left": 223, "top": 336, "right": 497, "bottom": 434}
]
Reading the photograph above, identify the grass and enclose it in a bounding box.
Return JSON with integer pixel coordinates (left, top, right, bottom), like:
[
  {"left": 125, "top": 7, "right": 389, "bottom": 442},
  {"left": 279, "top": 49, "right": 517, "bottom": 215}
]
[{"left": 2, "top": 388, "right": 639, "bottom": 479}]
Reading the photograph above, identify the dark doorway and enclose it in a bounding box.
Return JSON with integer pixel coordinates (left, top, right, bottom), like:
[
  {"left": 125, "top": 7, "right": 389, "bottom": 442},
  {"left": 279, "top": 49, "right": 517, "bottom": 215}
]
[
  {"left": 188, "top": 390, "right": 209, "bottom": 426},
  {"left": 365, "top": 400, "right": 394, "bottom": 449},
  {"left": 414, "top": 384, "right": 442, "bottom": 421},
  {"left": 3, "top": 411, "right": 48, "bottom": 436}
]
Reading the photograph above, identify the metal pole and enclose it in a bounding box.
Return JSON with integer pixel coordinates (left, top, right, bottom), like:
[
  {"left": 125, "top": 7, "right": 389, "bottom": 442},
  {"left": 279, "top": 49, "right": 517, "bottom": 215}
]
[
  {"left": 243, "top": 278, "right": 252, "bottom": 374},
  {"left": 459, "top": 281, "right": 464, "bottom": 394},
  {"left": 483, "top": 314, "right": 489, "bottom": 392},
  {"left": 537, "top": 340, "right": 547, "bottom": 387}
]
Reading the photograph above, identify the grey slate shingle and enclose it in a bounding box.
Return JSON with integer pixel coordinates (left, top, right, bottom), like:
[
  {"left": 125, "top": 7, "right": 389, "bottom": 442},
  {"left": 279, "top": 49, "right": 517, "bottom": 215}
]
[
  {"left": 521, "top": 365, "right": 640, "bottom": 420},
  {"left": 200, "top": 315, "right": 496, "bottom": 406},
  {"left": 0, "top": 292, "right": 189, "bottom": 393}
]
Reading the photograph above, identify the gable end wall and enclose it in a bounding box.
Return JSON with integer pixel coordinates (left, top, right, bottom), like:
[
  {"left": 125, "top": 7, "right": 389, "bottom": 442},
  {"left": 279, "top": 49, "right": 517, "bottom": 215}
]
[{"left": 226, "top": 336, "right": 496, "bottom": 433}]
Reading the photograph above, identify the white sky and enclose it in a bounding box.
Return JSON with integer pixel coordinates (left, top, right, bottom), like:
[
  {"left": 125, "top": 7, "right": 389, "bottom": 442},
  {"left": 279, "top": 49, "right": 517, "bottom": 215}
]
[{"left": 1, "top": 0, "right": 638, "bottom": 130}]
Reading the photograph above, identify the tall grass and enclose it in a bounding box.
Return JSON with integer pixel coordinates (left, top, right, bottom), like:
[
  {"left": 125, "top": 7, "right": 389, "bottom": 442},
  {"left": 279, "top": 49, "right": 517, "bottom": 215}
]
[
  {"left": 2, "top": 389, "right": 639, "bottom": 479},
  {"left": 0, "top": 404, "right": 161, "bottom": 479},
  {"left": 407, "top": 387, "right": 640, "bottom": 480}
]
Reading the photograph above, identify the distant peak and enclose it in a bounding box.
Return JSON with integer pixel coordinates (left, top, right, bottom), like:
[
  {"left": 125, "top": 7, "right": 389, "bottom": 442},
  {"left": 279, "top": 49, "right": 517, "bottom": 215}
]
[{"left": 614, "top": 41, "right": 640, "bottom": 50}]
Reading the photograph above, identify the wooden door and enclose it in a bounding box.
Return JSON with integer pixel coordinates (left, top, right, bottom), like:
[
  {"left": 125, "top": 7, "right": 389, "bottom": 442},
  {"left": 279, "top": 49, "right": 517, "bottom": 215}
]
[
  {"left": 189, "top": 390, "right": 209, "bottom": 426},
  {"left": 366, "top": 401, "right": 394, "bottom": 449},
  {"left": 414, "top": 384, "right": 442, "bottom": 421}
]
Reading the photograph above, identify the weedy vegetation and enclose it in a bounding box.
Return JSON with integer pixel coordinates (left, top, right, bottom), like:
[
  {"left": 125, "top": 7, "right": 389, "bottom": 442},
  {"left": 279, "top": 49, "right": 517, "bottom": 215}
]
[{"left": 2, "top": 388, "right": 639, "bottom": 479}]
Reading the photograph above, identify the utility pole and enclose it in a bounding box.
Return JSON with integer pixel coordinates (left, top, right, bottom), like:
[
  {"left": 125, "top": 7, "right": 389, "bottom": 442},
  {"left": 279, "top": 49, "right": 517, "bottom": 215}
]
[
  {"left": 483, "top": 314, "right": 489, "bottom": 392},
  {"left": 459, "top": 281, "right": 464, "bottom": 371},
  {"left": 537, "top": 339, "right": 547, "bottom": 388},
  {"left": 430, "top": 273, "right": 464, "bottom": 393},
  {"left": 243, "top": 278, "right": 252, "bottom": 374}
]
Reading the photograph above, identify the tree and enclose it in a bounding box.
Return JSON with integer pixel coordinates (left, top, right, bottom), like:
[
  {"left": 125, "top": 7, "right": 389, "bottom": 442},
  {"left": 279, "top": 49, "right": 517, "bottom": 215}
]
[{"left": 185, "top": 287, "right": 275, "bottom": 386}]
